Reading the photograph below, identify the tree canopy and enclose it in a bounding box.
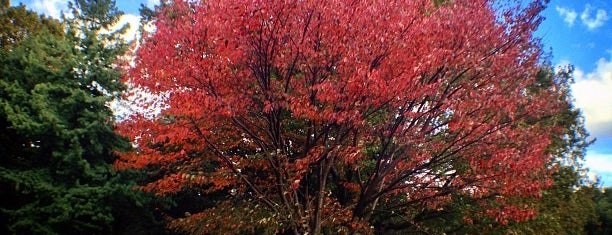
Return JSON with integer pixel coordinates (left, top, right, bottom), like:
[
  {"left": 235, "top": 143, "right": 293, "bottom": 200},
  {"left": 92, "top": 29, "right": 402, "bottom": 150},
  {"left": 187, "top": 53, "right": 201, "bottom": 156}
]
[{"left": 116, "top": 0, "right": 578, "bottom": 233}]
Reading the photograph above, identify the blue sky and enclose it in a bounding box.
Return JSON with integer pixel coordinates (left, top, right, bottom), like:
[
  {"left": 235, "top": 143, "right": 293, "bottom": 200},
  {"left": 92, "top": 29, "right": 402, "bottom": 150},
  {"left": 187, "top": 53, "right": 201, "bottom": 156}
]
[
  {"left": 537, "top": 0, "right": 612, "bottom": 186},
  {"left": 10, "top": 0, "right": 612, "bottom": 186}
]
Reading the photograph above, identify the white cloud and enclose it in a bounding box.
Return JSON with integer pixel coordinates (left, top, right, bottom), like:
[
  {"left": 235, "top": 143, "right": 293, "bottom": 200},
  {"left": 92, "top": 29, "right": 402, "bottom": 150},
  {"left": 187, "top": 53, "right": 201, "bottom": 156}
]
[
  {"left": 580, "top": 4, "right": 609, "bottom": 30},
  {"left": 584, "top": 151, "right": 612, "bottom": 173},
  {"left": 146, "top": 0, "right": 160, "bottom": 8},
  {"left": 556, "top": 6, "right": 577, "bottom": 26},
  {"left": 571, "top": 57, "right": 612, "bottom": 137},
  {"left": 583, "top": 151, "right": 612, "bottom": 185},
  {"left": 111, "top": 13, "right": 141, "bottom": 42},
  {"left": 31, "top": 0, "right": 70, "bottom": 19}
]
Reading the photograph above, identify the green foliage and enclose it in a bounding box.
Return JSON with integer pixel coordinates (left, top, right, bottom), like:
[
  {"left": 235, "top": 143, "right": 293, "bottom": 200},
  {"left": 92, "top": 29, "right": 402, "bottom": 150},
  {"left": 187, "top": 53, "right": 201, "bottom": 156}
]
[
  {"left": 586, "top": 187, "right": 612, "bottom": 235},
  {"left": 486, "top": 170, "right": 599, "bottom": 235},
  {"left": 65, "top": 0, "right": 130, "bottom": 99},
  {"left": 0, "top": 1, "right": 167, "bottom": 234},
  {"left": 0, "top": 2, "right": 64, "bottom": 50}
]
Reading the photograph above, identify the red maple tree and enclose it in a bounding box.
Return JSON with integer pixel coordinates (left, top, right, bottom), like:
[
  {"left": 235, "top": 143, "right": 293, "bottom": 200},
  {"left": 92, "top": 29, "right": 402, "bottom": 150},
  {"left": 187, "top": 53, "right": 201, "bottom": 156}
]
[{"left": 117, "top": 0, "right": 562, "bottom": 233}]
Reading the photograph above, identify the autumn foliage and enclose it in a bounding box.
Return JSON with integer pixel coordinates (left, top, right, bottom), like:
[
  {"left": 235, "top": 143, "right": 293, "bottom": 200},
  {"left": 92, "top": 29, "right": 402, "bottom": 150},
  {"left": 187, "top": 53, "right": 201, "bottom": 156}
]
[{"left": 117, "top": 0, "right": 563, "bottom": 233}]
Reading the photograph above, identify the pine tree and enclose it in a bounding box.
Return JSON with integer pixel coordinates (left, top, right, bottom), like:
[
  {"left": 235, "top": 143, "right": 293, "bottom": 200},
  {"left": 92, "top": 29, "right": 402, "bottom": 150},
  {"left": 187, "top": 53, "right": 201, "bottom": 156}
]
[{"left": 0, "top": 1, "right": 166, "bottom": 234}]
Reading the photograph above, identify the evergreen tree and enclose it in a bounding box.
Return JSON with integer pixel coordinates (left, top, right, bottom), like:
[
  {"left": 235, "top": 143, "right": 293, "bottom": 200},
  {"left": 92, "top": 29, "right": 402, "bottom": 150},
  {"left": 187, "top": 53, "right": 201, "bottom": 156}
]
[{"left": 0, "top": 1, "right": 167, "bottom": 234}]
